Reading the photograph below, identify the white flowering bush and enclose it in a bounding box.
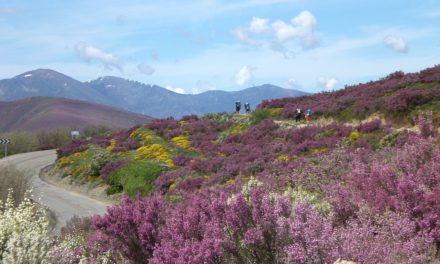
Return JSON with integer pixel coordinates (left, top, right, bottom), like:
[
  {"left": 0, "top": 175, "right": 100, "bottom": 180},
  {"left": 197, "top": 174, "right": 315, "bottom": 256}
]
[
  {"left": 48, "top": 232, "right": 85, "bottom": 264},
  {"left": 0, "top": 189, "right": 51, "bottom": 263}
]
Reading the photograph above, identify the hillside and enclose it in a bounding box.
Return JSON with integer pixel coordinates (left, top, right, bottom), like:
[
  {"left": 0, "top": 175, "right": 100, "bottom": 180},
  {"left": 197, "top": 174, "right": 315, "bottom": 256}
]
[
  {"left": 0, "top": 69, "right": 307, "bottom": 118},
  {"left": 0, "top": 96, "right": 152, "bottom": 132},
  {"left": 49, "top": 65, "right": 440, "bottom": 263},
  {"left": 259, "top": 65, "right": 440, "bottom": 124}
]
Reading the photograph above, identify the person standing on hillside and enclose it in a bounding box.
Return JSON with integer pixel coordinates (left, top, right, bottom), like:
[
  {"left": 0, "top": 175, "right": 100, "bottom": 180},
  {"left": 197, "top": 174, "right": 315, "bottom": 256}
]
[
  {"left": 235, "top": 101, "right": 241, "bottom": 113},
  {"left": 305, "top": 108, "right": 312, "bottom": 124},
  {"left": 244, "top": 102, "right": 251, "bottom": 113},
  {"left": 295, "top": 108, "right": 302, "bottom": 122}
]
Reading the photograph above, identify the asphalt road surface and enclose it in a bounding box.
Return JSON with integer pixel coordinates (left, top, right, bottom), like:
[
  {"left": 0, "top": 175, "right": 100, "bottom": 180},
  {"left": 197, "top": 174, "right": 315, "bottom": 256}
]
[{"left": 0, "top": 150, "right": 109, "bottom": 232}]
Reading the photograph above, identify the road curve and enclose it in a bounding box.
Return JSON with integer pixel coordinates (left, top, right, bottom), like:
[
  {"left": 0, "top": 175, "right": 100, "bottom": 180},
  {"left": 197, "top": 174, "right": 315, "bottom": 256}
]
[{"left": 0, "top": 150, "right": 109, "bottom": 232}]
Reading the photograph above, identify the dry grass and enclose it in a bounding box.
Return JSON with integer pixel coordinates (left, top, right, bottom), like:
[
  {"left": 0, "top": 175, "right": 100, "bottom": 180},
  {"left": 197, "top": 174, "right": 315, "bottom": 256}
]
[{"left": 0, "top": 165, "right": 31, "bottom": 207}]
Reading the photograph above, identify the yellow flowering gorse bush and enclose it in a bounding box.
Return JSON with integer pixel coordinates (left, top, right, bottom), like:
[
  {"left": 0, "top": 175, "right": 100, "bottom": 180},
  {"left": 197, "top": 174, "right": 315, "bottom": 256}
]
[
  {"left": 130, "top": 128, "right": 154, "bottom": 145},
  {"left": 171, "top": 135, "right": 192, "bottom": 150},
  {"left": 106, "top": 139, "right": 117, "bottom": 152},
  {"left": 135, "top": 144, "right": 173, "bottom": 166}
]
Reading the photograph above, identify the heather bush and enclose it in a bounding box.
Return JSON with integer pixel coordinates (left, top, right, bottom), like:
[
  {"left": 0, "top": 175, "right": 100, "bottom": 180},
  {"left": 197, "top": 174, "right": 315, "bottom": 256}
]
[
  {"left": 57, "top": 139, "right": 89, "bottom": 158},
  {"left": 151, "top": 191, "right": 226, "bottom": 264},
  {"left": 356, "top": 119, "right": 382, "bottom": 133},
  {"left": 171, "top": 154, "right": 193, "bottom": 167},
  {"left": 88, "top": 194, "right": 168, "bottom": 263},
  {"left": 415, "top": 111, "right": 435, "bottom": 138},
  {"left": 337, "top": 211, "right": 437, "bottom": 263}
]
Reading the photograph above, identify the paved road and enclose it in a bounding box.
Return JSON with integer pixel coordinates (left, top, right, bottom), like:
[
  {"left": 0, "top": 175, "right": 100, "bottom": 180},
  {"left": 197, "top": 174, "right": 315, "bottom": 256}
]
[{"left": 0, "top": 150, "right": 109, "bottom": 232}]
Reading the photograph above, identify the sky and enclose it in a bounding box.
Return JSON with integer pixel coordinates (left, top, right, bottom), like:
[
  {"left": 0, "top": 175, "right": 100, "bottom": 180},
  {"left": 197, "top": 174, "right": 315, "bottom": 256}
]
[{"left": 0, "top": 0, "right": 439, "bottom": 94}]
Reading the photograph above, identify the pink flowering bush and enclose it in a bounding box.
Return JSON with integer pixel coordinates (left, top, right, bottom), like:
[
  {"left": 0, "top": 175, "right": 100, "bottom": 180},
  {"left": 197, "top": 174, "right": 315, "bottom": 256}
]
[{"left": 87, "top": 194, "right": 168, "bottom": 263}]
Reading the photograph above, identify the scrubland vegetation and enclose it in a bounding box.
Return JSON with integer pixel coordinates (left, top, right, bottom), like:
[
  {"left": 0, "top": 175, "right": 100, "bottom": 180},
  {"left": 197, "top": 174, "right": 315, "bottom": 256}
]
[
  {"left": 0, "top": 125, "right": 112, "bottom": 158},
  {"left": 0, "top": 165, "right": 30, "bottom": 206},
  {"left": 1, "top": 66, "right": 440, "bottom": 263}
]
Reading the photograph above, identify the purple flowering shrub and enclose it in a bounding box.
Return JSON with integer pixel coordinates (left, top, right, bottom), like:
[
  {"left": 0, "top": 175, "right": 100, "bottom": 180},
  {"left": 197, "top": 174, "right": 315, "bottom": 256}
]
[
  {"left": 88, "top": 194, "right": 168, "bottom": 263},
  {"left": 260, "top": 65, "right": 440, "bottom": 121},
  {"left": 414, "top": 112, "right": 435, "bottom": 138},
  {"left": 57, "top": 139, "right": 89, "bottom": 158},
  {"left": 53, "top": 129, "right": 439, "bottom": 262},
  {"left": 79, "top": 170, "right": 438, "bottom": 263}
]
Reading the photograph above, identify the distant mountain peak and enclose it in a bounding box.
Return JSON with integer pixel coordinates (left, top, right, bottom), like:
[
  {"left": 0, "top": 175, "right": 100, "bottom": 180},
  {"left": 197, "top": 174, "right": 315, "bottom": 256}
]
[{"left": 14, "top": 69, "right": 77, "bottom": 82}]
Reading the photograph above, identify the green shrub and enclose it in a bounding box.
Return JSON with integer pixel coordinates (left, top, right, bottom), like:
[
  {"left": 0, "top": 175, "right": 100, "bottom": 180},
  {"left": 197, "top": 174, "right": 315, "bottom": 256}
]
[
  {"left": 0, "top": 132, "right": 38, "bottom": 158},
  {"left": 339, "top": 107, "right": 355, "bottom": 121},
  {"left": 107, "top": 160, "right": 165, "bottom": 197},
  {"left": 379, "top": 130, "right": 402, "bottom": 148},
  {"left": 87, "top": 148, "right": 112, "bottom": 177},
  {"left": 250, "top": 108, "right": 280, "bottom": 125},
  {"left": 36, "top": 128, "right": 71, "bottom": 149}
]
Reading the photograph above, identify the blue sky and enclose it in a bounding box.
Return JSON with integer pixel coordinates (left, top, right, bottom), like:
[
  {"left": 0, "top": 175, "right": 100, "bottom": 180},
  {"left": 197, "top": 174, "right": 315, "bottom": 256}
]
[{"left": 0, "top": 0, "right": 439, "bottom": 94}]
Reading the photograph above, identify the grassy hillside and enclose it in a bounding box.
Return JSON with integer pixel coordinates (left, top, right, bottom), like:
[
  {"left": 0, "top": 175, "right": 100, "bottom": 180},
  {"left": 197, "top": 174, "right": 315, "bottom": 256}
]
[{"left": 0, "top": 96, "right": 152, "bottom": 132}]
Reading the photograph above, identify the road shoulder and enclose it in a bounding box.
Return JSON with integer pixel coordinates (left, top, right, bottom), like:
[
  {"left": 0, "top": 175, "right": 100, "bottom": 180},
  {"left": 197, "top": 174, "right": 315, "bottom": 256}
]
[{"left": 40, "top": 164, "right": 118, "bottom": 207}]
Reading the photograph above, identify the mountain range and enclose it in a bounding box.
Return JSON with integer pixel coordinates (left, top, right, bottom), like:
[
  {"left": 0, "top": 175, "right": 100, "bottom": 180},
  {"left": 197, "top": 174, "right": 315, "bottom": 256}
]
[
  {"left": 0, "top": 97, "right": 152, "bottom": 132},
  {"left": 0, "top": 69, "right": 307, "bottom": 118}
]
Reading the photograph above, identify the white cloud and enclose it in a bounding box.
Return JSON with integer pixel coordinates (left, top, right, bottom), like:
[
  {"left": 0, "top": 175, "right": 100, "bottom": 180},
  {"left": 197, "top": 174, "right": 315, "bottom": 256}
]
[
  {"left": 271, "top": 21, "right": 296, "bottom": 42},
  {"left": 137, "top": 63, "right": 155, "bottom": 75},
  {"left": 249, "top": 17, "right": 270, "bottom": 33},
  {"left": 235, "top": 66, "right": 253, "bottom": 86},
  {"left": 166, "top": 85, "right": 185, "bottom": 94},
  {"left": 383, "top": 35, "right": 408, "bottom": 53},
  {"left": 233, "top": 10, "right": 318, "bottom": 51},
  {"left": 272, "top": 10, "right": 318, "bottom": 49},
  {"left": 74, "top": 42, "right": 122, "bottom": 71},
  {"left": 318, "top": 76, "right": 338, "bottom": 91}
]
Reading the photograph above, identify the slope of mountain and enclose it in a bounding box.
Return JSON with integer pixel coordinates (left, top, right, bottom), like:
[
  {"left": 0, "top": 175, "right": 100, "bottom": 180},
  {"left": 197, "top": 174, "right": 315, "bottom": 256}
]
[
  {"left": 51, "top": 62, "right": 440, "bottom": 262},
  {"left": 0, "top": 96, "right": 152, "bottom": 132},
  {"left": 0, "top": 69, "right": 308, "bottom": 118},
  {"left": 259, "top": 66, "right": 440, "bottom": 123},
  {"left": 0, "top": 69, "right": 107, "bottom": 104}
]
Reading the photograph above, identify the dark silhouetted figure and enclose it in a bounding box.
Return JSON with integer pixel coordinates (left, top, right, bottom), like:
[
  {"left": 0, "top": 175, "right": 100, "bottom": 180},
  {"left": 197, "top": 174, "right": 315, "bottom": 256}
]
[
  {"left": 295, "top": 108, "right": 302, "bottom": 122},
  {"left": 235, "top": 101, "right": 241, "bottom": 113},
  {"left": 244, "top": 102, "right": 251, "bottom": 113}
]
